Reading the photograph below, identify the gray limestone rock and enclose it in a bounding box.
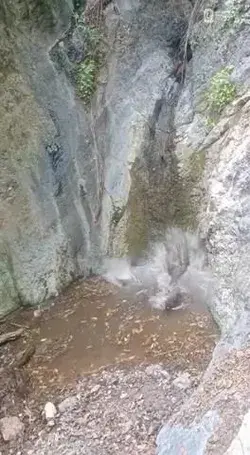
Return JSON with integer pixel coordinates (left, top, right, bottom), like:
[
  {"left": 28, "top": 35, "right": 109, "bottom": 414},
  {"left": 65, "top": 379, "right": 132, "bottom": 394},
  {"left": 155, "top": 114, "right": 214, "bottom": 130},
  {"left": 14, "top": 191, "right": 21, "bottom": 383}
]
[
  {"left": 0, "top": 416, "right": 24, "bottom": 441},
  {"left": 225, "top": 410, "right": 250, "bottom": 455},
  {"left": 156, "top": 411, "right": 219, "bottom": 455},
  {"left": 0, "top": 0, "right": 101, "bottom": 315}
]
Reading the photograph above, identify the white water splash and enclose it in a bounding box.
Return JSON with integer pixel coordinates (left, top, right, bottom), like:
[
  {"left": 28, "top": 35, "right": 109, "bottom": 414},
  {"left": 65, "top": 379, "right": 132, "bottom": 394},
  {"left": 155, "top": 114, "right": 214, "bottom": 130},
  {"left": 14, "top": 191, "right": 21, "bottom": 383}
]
[{"left": 102, "top": 228, "right": 214, "bottom": 311}]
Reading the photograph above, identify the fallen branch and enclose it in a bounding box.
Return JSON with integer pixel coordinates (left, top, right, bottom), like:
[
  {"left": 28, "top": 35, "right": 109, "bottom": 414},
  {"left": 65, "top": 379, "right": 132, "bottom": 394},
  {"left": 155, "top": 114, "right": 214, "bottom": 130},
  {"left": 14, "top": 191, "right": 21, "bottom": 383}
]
[
  {"left": 16, "top": 345, "right": 36, "bottom": 368},
  {"left": 10, "top": 322, "right": 29, "bottom": 330},
  {"left": 0, "top": 328, "right": 24, "bottom": 346}
]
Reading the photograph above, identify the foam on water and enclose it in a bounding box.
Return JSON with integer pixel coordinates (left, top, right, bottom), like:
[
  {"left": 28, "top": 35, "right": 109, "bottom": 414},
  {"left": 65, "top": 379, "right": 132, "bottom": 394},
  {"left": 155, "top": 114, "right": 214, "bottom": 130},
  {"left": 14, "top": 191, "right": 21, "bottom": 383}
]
[{"left": 102, "top": 228, "right": 214, "bottom": 311}]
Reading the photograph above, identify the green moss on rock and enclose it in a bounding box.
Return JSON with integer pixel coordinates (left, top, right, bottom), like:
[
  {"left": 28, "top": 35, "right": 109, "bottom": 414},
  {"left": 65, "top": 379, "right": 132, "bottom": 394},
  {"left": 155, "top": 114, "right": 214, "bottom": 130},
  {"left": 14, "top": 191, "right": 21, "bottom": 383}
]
[
  {"left": 122, "top": 149, "right": 205, "bottom": 256},
  {"left": 0, "top": 0, "right": 72, "bottom": 32},
  {"left": 174, "top": 150, "right": 206, "bottom": 230},
  {"left": 204, "top": 67, "right": 236, "bottom": 124}
]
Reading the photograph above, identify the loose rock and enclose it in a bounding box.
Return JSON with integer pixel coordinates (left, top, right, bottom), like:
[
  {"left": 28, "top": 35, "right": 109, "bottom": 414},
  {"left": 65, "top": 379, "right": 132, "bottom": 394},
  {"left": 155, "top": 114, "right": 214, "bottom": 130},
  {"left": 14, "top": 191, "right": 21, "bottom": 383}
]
[
  {"left": 58, "top": 396, "right": 79, "bottom": 414},
  {"left": 0, "top": 416, "right": 24, "bottom": 441},
  {"left": 33, "top": 309, "right": 42, "bottom": 318},
  {"left": 20, "top": 364, "right": 199, "bottom": 455},
  {"left": 43, "top": 402, "right": 57, "bottom": 422},
  {"left": 145, "top": 364, "right": 170, "bottom": 381},
  {"left": 173, "top": 372, "right": 192, "bottom": 390},
  {"left": 90, "top": 384, "right": 101, "bottom": 394}
]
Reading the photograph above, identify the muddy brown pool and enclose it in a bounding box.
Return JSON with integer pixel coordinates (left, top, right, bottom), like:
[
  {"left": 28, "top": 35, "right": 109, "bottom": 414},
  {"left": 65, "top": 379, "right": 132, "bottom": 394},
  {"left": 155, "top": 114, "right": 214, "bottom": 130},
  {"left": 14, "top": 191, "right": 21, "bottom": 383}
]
[{"left": 1, "top": 277, "right": 219, "bottom": 395}]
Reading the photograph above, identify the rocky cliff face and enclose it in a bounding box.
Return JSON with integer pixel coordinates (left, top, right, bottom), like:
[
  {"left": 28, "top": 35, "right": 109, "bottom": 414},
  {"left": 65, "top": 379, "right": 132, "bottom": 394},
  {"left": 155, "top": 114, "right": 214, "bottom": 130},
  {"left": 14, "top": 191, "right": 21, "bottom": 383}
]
[
  {"left": 0, "top": 0, "right": 102, "bottom": 316},
  {"left": 1, "top": 0, "right": 250, "bottom": 452},
  {"left": 0, "top": 0, "right": 192, "bottom": 315},
  {"left": 1, "top": 0, "right": 250, "bottom": 337},
  {"left": 174, "top": 0, "right": 250, "bottom": 332},
  {"left": 98, "top": 0, "right": 194, "bottom": 256},
  {"left": 99, "top": 0, "right": 250, "bottom": 335}
]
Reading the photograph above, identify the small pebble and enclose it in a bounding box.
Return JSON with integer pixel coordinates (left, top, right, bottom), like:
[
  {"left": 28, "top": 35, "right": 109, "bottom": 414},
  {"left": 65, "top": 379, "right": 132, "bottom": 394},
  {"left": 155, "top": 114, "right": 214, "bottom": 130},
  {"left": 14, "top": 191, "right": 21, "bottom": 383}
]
[
  {"left": 173, "top": 372, "right": 192, "bottom": 390},
  {"left": 90, "top": 384, "right": 101, "bottom": 394},
  {"left": 33, "top": 309, "right": 42, "bottom": 318},
  {"left": 44, "top": 402, "right": 57, "bottom": 421}
]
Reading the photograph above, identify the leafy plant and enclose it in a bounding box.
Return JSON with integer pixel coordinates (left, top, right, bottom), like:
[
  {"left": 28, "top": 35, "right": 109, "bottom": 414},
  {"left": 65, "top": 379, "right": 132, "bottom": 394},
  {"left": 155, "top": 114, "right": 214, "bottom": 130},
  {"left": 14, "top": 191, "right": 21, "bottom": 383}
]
[
  {"left": 83, "top": 25, "right": 101, "bottom": 55},
  {"left": 76, "top": 58, "right": 98, "bottom": 103},
  {"left": 74, "top": 14, "right": 103, "bottom": 104},
  {"left": 204, "top": 66, "right": 236, "bottom": 123},
  {"left": 76, "top": 13, "right": 101, "bottom": 51}
]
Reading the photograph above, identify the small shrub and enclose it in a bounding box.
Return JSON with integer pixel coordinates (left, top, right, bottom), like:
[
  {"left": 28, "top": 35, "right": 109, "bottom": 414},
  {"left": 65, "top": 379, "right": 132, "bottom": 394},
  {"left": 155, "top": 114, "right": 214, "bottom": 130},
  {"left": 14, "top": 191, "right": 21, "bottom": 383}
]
[
  {"left": 77, "top": 14, "right": 101, "bottom": 54},
  {"left": 205, "top": 66, "right": 236, "bottom": 123},
  {"left": 76, "top": 58, "right": 98, "bottom": 103},
  {"left": 74, "top": 15, "right": 103, "bottom": 104},
  {"left": 83, "top": 25, "right": 101, "bottom": 55}
]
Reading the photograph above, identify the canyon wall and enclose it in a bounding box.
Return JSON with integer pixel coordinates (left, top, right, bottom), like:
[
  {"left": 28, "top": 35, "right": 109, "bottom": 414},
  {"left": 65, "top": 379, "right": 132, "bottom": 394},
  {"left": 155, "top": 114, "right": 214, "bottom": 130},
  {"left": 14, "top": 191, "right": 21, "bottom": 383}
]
[
  {"left": 0, "top": 0, "right": 102, "bottom": 316},
  {"left": 1, "top": 0, "right": 250, "bottom": 337}
]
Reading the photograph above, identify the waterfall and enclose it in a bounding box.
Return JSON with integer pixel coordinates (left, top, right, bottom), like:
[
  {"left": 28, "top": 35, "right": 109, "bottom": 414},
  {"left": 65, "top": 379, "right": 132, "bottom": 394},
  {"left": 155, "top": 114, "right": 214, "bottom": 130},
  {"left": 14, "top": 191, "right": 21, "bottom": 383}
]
[{"left": 102, "top": 228, "right": 214, "bottom": 311}]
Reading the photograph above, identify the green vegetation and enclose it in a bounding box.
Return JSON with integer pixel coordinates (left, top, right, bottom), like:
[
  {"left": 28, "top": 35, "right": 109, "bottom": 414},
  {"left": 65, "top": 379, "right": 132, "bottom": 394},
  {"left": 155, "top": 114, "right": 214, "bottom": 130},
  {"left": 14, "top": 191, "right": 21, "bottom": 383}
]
[
  {"left": 75, "top": 17, "right": 102, "bottom": 103},
  {"left": 81, "top": 22, "right": 101, "bottom": 54},
  {"left": 125, "top": 148, "right": 206, "bottom": 256},
  {"left": 76, "top": 58, "right": 98, "bottom": 102},
  {"left": 204, "top": 66, "right": 236, "bottom": 124}
]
